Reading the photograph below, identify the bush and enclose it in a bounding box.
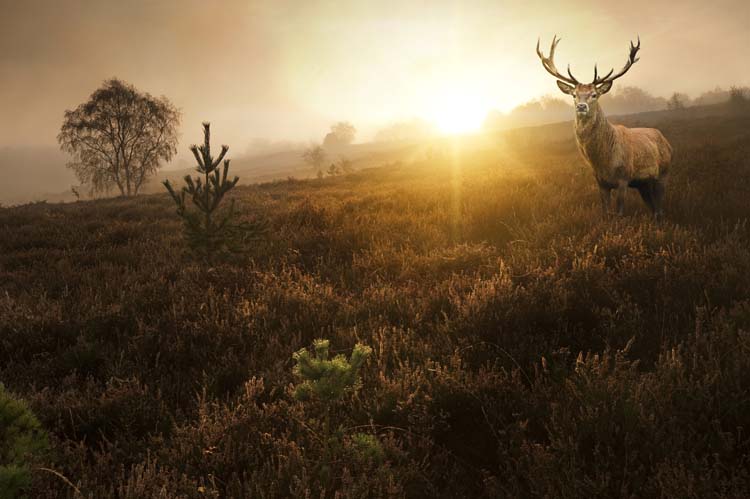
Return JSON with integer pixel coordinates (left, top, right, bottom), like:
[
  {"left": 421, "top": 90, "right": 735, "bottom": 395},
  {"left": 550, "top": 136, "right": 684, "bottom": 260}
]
[
  {"left": 292, "top": 339, "right": 372, "bottom": 402},
  {"left": 0, "top": 384, "right": 47, "bottom": 498}
]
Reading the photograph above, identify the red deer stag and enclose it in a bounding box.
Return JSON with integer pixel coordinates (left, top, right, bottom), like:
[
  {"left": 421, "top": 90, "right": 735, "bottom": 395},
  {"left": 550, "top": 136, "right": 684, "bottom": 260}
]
[{"left": 536, "top": 36, "right": 672, "bottom": 219}]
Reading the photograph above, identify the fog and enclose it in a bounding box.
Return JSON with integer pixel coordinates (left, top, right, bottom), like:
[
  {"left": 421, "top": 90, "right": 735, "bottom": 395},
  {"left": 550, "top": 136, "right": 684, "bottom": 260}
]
[
  {"left": 3, "top": 0, "right": 749, "bottom": 145},
  {"left": 1, "top": 0, "right": 748, "bottom": 202}
]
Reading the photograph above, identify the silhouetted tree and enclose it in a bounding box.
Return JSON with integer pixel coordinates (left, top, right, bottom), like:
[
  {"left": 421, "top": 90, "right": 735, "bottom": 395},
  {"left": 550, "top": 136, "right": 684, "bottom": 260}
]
[
  {"left": 302, "top": 145, "right": 327, "bottom": 176},
  {"left": 323, "top": 121, "right": 356, "bottom": 147},
  {"left": 58, "top": 78, "right": 180, "bottom": 197},
  {"left": 326, "top": 163, "right": 340, "bottom": 177},
  {"left": 667, "top": 92, "right": 688, "bottom": 110},
  {"left": 338, "top": 156, "right": 354, "bottom": 174},
  {"left": 729, "top": 86, "right": 748, "bottom": 106}
]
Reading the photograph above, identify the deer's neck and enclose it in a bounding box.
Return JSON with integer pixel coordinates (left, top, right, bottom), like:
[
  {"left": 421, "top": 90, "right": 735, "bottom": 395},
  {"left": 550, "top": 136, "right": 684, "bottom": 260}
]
[{"left": 574, "top": 103, "right": 616, "bottom": 175}]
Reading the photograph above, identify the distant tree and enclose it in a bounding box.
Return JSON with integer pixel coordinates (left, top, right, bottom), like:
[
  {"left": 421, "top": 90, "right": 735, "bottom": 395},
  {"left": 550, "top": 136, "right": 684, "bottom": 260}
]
[
  {"left": 302, "top": 145, "right": 327, "bottom": 176},
  {"left": 58, "top": 78, "right": 180, "bottom": 197},
  {"left": 338, "top": 156, "right": 354, "bottom": 174},
  {"left": 599, "top": 86, "right": 667, "bottom": 115},
  {"left": 667, "top": 92, "right": 688, "bottom": 110},
  {"left": 323, "top": 121, "right": 356, "bottom": 147},
  {"left": 729, "top": 86, "right": 749, "bottom": 107},
  {"left": 693, "top": 86, "right": 728, "bottom": 107},
  {"left": 512, "top": 96, "right": 572, "bottom": 126},
  {"left": 163, "top": 122, "right": 267, "bottom": 258},
  {"left": 326, "top": 163, "right": 340, "bottom": 177},
  {"left": 484, "top": 96, "right": 572, "bottom": 130}
]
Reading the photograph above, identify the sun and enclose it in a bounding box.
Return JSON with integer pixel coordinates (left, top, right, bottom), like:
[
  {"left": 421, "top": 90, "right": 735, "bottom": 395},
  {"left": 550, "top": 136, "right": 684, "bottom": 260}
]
[{"left": 428, "top": 93, "right": 487, "bottom": 135}]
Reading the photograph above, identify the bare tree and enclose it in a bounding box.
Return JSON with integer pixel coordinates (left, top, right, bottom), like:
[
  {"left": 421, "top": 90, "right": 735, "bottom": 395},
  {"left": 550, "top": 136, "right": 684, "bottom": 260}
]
[
  {"left": 58, "top": 78, "right": 180, "bottom": 197},
  {"left": 302, "top": 145, "right": 327, "bottom": 176}
]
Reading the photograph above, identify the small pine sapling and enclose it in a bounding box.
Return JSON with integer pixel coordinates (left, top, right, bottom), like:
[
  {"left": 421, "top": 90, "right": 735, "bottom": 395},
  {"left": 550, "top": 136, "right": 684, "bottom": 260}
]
[
  {"left": 292, "top": 339, "right": 372, "bottom": 402},
  {"left": 0, "top": 384, "right": 48, "bottom": 498},
  {"left": 164, "top": 122, "right": 267, "bottom": 258},
  {"left": 291, "top": 340, "right": 376, "bottom": 486},
  {"left": 348, "top": 433, "right": 385, "bottom": 464}
]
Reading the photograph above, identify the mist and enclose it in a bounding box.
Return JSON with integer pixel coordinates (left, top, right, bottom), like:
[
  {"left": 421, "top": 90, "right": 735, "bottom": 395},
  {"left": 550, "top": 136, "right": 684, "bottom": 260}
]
[{"left": 1, "top": 0, "right": 748, "bottom": 203}]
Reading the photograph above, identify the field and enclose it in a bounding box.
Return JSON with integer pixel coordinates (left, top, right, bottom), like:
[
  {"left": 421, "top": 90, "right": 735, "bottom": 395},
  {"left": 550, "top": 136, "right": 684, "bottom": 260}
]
[{"left": 2, "top": 104, "right": 750, "bottom": 498}]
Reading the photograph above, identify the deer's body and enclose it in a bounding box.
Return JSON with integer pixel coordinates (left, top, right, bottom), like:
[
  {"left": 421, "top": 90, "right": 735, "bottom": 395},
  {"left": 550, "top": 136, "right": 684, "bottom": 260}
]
[
  {"left": 576, "top": 109, "right": 672, "bottom": 184},
  {"left": 537, "top": 36, "right": 673, "bottom": 218}
]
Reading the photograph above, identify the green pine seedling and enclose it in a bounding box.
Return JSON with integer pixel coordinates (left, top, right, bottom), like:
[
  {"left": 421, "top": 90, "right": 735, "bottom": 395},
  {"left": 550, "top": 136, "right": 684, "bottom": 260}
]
[
  {"left": 164, "top": 122, "right": 267, "bottom": 259},
  {"left": 0, "top": 384, "right": 48, "bottom": 498},
  {"left": 349, "top": 433, "right": 385, "bottom": 464},
  {"left": 292, "top": 339, "right": 372, "bottom": 402}
]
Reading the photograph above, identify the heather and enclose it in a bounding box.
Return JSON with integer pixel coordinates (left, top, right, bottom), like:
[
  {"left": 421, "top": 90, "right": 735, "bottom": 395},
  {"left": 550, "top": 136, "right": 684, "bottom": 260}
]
[{"left": 1, "top": 107, "right": 750, "bottom": 497}]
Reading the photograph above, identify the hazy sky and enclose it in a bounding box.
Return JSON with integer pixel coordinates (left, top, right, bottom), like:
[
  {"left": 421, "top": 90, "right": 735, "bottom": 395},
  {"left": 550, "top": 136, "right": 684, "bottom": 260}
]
[{"left": 2, "top": 0, "right": 748, "bottom": 152}]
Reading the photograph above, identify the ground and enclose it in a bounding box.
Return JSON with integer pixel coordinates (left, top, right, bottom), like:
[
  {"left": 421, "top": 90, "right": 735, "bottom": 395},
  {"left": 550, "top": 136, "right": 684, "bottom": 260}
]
[{"left": 1, "top": 104, "right": 750, "bottom": 498}]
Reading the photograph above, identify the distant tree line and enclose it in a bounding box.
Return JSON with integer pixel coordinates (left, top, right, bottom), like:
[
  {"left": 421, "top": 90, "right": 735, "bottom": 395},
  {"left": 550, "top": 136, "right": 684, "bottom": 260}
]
[
  {"left": 484, "top": 85, "right": 750, "bottom": 131},
  {"left": 668, "top": 86, "right": 749, "bottom": 110}
]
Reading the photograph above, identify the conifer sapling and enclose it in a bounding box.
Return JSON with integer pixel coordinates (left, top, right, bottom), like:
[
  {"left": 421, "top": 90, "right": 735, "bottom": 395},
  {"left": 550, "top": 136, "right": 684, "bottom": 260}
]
[
  {"left": 292, "top": 339, "right": 372, "bottom": 402},
  {"left": 164, "top": 122, "right": 267, "bottom": 257},
  {"left": 0, "top": 384, "right": 48, "bottom": 497}
]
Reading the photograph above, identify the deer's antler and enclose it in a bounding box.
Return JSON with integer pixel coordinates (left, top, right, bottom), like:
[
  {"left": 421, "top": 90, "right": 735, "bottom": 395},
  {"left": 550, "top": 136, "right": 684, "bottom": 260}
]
[
  {"left": 593, "top": 36, "right": 640, "bottom": 85},
  {"left": 536, "top": 35, "right": 580, "bottom": 86}
]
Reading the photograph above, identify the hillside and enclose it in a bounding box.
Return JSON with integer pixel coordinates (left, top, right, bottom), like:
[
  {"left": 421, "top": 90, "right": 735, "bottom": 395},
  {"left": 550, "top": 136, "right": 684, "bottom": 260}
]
[
  {"left": 2, "top": 107, "right": 750, "bottom": 497},
  {"left": 3, "top": 101, "right": 739, "bottom": 206}
]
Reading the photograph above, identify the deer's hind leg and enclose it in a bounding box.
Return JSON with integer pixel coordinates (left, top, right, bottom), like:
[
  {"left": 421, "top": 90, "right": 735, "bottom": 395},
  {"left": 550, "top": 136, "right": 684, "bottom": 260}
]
[
  {"left": 615, "top": 181, "right": 628, "bottom": 216},
  {"left": 636, "top": 182, "right": 655, "bottom": 213}
]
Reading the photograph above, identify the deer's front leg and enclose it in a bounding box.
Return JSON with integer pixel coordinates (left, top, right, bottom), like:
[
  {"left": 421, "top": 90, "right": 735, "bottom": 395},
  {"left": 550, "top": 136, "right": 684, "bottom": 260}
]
[
  {"left": 598, "top": 185, "right": 612, "bottom": 216},
  {"left": 615, "top": 181, "right": 628, "bottom": 216}
]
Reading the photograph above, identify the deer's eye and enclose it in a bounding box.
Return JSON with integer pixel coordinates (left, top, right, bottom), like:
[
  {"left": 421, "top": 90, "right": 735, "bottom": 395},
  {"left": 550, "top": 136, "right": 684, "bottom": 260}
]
[{"left": 591, "top": 93, "right": 598, "bottom": 98}]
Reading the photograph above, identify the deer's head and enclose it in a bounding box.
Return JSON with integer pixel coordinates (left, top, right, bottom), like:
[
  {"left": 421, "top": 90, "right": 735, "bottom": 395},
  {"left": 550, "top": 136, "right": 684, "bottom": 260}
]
[{"left": 536, "top": 36, "right": 641, "bottom": 117}]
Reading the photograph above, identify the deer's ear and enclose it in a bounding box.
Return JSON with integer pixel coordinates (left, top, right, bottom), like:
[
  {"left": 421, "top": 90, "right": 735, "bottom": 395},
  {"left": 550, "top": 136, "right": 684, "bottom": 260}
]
[
  {"left": 556, "top": 81, "right": 575, "bottom": 95},
  {"left": 596, "top": 81, "right": 613, "bottom": 95}
]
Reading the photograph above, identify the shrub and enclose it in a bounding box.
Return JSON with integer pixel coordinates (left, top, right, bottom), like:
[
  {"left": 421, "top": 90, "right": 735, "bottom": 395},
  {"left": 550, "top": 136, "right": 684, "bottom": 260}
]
[
  {"left": 0, "top": 384, "right": 47, "bottom": 498},
  {"left": 292, "top": 339, "right": 372, "bottom": 402}
]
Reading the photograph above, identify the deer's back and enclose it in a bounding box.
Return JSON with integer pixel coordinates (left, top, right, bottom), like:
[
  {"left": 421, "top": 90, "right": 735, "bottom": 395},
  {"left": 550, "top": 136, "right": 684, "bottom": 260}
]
[{"left": 614, "top": 125, "right": 672, "bottom": 180}]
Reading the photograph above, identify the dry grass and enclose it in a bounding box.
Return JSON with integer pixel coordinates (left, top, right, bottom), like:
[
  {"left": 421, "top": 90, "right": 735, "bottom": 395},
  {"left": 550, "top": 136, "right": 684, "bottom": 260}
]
[{"left": 2, "top": 105, "right": 750, "bottom": 498}]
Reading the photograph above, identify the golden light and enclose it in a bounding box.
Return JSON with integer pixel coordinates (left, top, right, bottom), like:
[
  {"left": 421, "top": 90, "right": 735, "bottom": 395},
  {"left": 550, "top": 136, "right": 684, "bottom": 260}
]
[{"left": 428, "top": 92, "right": 488, "bottom": 135}]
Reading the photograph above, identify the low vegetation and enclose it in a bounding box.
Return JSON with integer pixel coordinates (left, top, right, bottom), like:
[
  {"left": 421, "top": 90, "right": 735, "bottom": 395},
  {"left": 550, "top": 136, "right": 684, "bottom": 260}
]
[
  {"left": 0, "top": 384, "right": 48, "bottom": 498},
  {"left": 1, "top": 106, "right": 750, "bottom": 497}
]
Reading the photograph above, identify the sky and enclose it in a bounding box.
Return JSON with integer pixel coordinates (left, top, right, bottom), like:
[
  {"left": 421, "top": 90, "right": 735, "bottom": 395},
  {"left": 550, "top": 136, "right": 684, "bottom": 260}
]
[{"left": 1, "top": 0, "right": 748, "bottom": 154}]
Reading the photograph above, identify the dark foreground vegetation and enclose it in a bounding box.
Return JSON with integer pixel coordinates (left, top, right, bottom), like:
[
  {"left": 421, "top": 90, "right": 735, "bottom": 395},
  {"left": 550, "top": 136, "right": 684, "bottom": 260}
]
[{"left": 2, "top": 105, "right": 750, "bottom": 497}]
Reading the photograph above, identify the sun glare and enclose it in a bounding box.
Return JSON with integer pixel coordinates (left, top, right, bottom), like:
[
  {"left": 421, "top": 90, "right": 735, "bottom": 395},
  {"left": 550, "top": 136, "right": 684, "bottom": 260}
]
[{"left": 429, "top": 93, "right": 487, "bottom": 135}]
